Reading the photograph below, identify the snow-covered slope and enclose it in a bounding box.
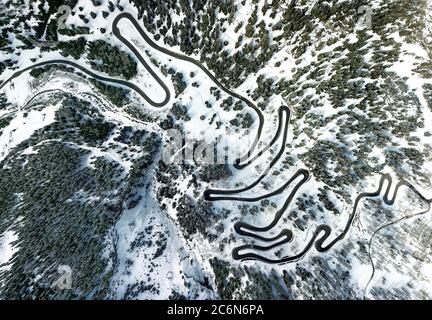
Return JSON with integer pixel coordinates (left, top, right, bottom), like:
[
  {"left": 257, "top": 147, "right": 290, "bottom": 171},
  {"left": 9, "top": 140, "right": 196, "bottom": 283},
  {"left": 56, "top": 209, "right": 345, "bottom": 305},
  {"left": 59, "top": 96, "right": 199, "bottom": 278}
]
[{"left": 0, "top": 0, "right": 431, "bottom": 300}]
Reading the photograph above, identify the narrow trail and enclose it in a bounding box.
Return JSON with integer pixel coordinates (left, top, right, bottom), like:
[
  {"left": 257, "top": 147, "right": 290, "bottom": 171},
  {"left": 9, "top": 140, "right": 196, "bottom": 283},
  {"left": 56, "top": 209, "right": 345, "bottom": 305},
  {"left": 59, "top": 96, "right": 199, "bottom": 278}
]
[{"left": 363, "top": 201, "right": 431, "bottom": 299}]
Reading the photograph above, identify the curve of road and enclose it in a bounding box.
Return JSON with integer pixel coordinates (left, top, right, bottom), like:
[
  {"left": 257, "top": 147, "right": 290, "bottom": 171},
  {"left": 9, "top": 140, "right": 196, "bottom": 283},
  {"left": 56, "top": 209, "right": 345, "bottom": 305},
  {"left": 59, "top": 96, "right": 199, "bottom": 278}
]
[
  {"left": 0, "top": 60, "right": 170, "bottom": 108},
  {"left": 112, "top": 13, "right": 264, "bottom": 169},
  {"left": 203, "top": 106, "right": 294, "bottom": 201}
]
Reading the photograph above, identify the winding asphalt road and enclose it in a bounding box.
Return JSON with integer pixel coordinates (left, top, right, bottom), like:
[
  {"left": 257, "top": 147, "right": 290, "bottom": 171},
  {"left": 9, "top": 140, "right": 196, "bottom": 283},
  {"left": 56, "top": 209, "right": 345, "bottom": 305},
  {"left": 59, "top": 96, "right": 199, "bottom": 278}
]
[
  {"left": 0, "top": 12, "right": 278, "bottom": 169},
  {"left": 2, "top": 12, "right": 428, "bottom": 269},
  {"left": 232, "top": 174, "right": 432, "bottom": 264}
]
